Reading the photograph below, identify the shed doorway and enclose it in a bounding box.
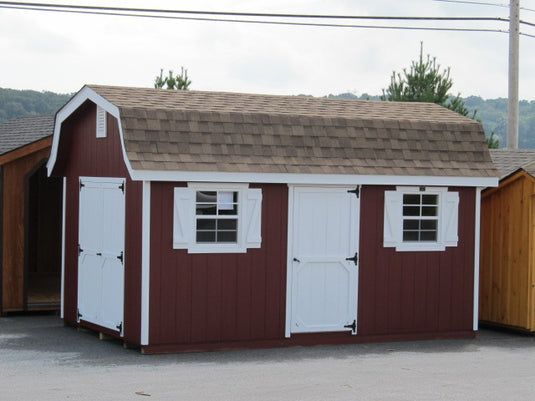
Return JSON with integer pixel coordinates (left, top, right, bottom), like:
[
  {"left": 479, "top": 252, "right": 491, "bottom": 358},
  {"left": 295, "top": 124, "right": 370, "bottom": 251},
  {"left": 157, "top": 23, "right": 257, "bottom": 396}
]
[
  {"left": 25, "top": 162, "right": 62, "bottom": 310},
  {"left": 287, "top": 186, "right": 360, "bottom": 335}
]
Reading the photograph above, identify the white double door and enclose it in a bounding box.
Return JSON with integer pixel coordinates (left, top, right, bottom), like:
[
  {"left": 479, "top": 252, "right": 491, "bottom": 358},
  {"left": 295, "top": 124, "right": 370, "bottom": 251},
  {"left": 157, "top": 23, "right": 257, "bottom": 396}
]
[
  {"left": 77, "top": 177, "right": 125, "bottom": 334},
  {"left": 288, "top": 186, "right": 360, "bottom": 335}
]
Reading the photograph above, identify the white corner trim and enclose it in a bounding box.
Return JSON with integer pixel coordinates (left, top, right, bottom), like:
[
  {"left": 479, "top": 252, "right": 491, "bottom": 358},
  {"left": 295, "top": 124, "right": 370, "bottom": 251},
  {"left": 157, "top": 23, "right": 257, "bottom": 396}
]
[
  {"left": 46, "top": 86, "right": 136, "bottom": 181},
  {"left": 141, "top": 181, "right": 151, "bottom": 345},
  {"left": 60, "top": 177, "right": 66, "bottom": 319},
  {"left": 473, "top": 187, "right": 482, "bottom": 331},
  {"left": 131, "top": 170, "right": 498, "bottom": 188},
  {"left": 284, "top": 185, "right": 296, "bottom": 338}
]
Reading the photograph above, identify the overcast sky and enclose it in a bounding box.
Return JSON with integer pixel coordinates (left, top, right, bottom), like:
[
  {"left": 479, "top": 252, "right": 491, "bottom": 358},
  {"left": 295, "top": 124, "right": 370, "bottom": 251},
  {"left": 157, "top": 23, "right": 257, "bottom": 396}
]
[{"left": 1, "top": 0, "right": 535, "bottom": 99}]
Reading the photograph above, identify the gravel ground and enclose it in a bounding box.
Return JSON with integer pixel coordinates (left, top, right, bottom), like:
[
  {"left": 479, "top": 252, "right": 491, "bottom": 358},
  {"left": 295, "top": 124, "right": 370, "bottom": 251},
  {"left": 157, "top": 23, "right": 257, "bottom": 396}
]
[{"left": 1, "top": 313, "right": 535, "bottom": 400}]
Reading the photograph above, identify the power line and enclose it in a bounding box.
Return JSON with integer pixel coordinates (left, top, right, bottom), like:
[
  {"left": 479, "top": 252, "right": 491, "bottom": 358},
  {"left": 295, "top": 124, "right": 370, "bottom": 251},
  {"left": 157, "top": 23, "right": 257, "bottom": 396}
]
[
  {"left": 2, "top": 1, "right": 535, "bottom": 37},
  {"left": 432, "top": 0, "right": 535, "bottom": 14}
]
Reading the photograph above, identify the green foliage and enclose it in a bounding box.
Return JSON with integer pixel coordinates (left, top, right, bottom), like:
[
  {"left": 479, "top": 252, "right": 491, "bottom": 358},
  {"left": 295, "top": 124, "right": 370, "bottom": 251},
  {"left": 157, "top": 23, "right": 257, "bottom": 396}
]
[
  {"left": 381, "top": 43, "right": 473, "bottom": 118},
  {"left": 0, "top": 88, "right": 71, "bottom": 122},
  {"left": 486, "top": 131, "right": 500, "bottom": 149},
  {"left": 154, "top": 67, "right": 191, "bottom": 90}
]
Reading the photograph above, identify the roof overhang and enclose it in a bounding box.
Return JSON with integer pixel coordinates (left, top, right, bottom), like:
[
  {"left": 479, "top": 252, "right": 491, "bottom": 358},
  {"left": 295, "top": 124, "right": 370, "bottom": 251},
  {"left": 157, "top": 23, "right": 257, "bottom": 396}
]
[
  {"left": 129, "top": 169, "right": 498, "bottom": 188},
  {"left": 0, "top": 136, "right": 52, "bottom": 166}
]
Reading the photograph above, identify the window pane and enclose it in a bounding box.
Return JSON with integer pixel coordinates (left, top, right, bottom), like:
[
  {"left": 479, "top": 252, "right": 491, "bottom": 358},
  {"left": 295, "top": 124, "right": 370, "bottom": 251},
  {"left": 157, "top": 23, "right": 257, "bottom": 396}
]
[
  {"left": 403, "top": 220, "right": 419, "bottom": 230},
  {"left": 403, "top": 206, "right": 420, "bottom": 216},
  {"left": 421, "top": 220, "right": 437, "bottom": 230},
  {"left": 196, "top": 204, "right": 217, "bottom": 215},
  {"left": 420, "top": 231, "right": 437, "bottom": 241},
  {"left": 422, "top": 206, "right": 438, "bottom": 217},
  {"left": 197, "top": 231, "right": 216, "bottom": 242},
  {"left": 197, "top": 219, "right": 216, "bottom": 230},
  {"left": 422, "top": 194, "right": 438, "bottom": 205},
  {"left": 218, "top": 231, "right": 237, "bottom": 243},
  {"left": 218, "top": 204, "right": 238, "bottom": 215},
  {"left": 218, "top": 219, "right": 237, "bottom": 230},
  {"left": 403, "top": 231, "right": 419, "bottom": 241},
  {"left": 196, "top": 191, "right": 216, "bottom": 203},
  {"left": 403, "top": 194, "right": 420, "bottom": 205}
]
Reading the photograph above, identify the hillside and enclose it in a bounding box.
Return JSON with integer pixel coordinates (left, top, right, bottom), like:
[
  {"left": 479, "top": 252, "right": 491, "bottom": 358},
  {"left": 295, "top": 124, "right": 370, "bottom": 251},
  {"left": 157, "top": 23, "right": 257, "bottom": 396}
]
[
  {"left": 2, "top": 87, "right": 535, "bottom": 148},
  {"left": 0, "top": 88, "right": 72, "bottom": 122}
]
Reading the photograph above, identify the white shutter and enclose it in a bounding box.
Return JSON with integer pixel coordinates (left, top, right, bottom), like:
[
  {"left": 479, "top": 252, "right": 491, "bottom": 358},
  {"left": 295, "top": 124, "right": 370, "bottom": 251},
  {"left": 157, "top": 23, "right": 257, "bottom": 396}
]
[
  {"left": 443, "top": 191, "right": 459, "bottom": 247},
  {"left": 173, "top": 187, "right": 195, "bottom": 249},
  {"left": 96, "top": 106, "right": 107, "bottom": 138},
  {"left": 383, "top": 190, "right": 403, "bottom": 247},
  {"left": 245, "top": 188, "right": 262, "bottom": 248}
]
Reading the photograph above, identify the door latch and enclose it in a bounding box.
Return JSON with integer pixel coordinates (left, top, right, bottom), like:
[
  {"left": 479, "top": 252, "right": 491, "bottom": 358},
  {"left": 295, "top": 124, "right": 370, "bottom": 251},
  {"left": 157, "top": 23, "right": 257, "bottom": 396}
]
[{"left": 345, "top": 252, "right": 358, "bottom": 265}]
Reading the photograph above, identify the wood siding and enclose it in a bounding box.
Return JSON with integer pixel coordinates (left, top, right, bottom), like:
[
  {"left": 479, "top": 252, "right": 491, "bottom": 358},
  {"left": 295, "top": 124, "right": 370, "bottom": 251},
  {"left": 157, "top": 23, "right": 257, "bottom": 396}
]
[
  {"left": 1, "top": 146, "right": 51, "bottom": 312},
  {"left": 480, "top": 173, "right": 535, "bottom": 331},
  {"left": 358, "top": 186, "right": 476, "bottom": 335},
  {"left": 54, "top": 102, "right": 143, "bottom": 344},
  {"left": 148, "top": 182, "right": 288, "bottom": 347}
]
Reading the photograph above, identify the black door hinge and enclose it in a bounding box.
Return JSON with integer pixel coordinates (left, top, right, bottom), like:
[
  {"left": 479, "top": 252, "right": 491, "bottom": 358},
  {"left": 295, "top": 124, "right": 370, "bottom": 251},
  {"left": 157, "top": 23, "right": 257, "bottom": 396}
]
[
  {"left": 118, "top": 182, "right": 125, "bottom": 194},
  {"left": 77, "top": 309, "right": 82, "bottom": 319},
  {"left": 78, "top": 244, "right": 83, "bottom": 256},
  {"left": 116, "top": 322, "right": 123, "bottom": 333},
  {"left": 117, "top": 251, "right": 124, "bottom": 264},
  {"left": 347, "top": 186, "right": 360, "bottom": 198},
  {"left": 344, "top": 319, "right": 356, "bottom": 333},
  {"left": 79, "top": 180, "right": 85, "bottom": 191},
  {"left": 345, "top": 252, "right": 358, "bottom": 265}
]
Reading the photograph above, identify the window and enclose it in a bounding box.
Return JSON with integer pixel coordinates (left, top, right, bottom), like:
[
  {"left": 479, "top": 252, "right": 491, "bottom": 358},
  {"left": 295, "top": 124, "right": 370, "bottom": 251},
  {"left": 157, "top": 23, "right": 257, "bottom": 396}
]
[
  {"left": 173, "top": 183, "right": 262, "bottom": 253},
  {"left": 384, "top": 187, "right": 459, "bottom": 252}
]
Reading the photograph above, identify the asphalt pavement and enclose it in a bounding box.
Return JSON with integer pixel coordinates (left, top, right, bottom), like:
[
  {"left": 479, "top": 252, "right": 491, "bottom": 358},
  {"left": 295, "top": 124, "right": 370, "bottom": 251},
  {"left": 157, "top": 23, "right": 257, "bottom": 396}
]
[{"left": 1, "top": 312, "right": 535, "bottom": 400}]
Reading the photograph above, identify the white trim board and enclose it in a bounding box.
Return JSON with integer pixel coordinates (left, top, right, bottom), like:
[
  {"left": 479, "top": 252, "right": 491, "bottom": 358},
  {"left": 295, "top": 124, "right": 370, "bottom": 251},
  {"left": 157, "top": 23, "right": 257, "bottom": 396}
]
[
  {"left": 141, "top": 181, "right": 151, "bottom": 345},
  {"left": 473, "top": 187, "right": 483, "bottom": 331}
]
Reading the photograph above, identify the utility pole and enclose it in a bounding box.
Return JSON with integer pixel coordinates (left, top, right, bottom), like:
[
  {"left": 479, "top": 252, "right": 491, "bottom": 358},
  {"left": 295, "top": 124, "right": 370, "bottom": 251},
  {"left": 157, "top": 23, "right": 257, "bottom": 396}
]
[{"left": 508, "top": 0, "right": 520, "bottom": 149}]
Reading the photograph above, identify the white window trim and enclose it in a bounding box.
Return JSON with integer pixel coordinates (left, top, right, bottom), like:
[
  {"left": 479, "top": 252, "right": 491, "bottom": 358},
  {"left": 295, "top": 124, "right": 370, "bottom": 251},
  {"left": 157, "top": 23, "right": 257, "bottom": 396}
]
[
  {"left": 384, "top": 186, "right": 459, "bottom": 252},
  {"left": 173, "top": 183, "right": 262, "bottom": 253}
]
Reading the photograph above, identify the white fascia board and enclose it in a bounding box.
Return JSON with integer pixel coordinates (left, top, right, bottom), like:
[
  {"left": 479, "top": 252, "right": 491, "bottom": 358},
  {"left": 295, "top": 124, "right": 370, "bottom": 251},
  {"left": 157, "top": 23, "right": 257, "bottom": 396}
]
[
  {"left": 130, "top": 169, "right": 498, "bottom": 188},
  {"left": 46, "top": 86, "right": 134, "bottom": 179}
]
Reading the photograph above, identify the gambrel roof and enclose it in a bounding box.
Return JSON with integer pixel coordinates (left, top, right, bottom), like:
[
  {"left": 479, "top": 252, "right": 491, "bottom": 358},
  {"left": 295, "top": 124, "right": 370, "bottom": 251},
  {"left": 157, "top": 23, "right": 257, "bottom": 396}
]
[{"left": 48, "top": 85, "right": 498, "bottom": 186}]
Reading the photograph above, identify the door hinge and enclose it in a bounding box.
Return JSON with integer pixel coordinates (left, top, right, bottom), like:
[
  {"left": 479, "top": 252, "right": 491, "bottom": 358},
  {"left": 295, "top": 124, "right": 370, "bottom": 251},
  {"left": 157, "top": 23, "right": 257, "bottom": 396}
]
[
  {"left": 77, "top": 309, "right": 82, "bottom": 319},
  {"left": 117, "top": 251, "right": 124, "bottom": 264},
  {"left": 344, "top": 319, "right": 356, "bottom": 334},
  {"left": 79, "top": 180, "right": 85, "bottom": 191},
  {"left": 347, "top": 186, "right": 360, "bottom": 198},
  {"left": 118, "top": 181, "right": 125, "bottom": 194},
  {"left": 116, "top": 322, "right": 123, "bottom": 333},
  {"left": 345, "top": 252, "right": 358, "bottom": 265},
  {"left": 78, "top": 244, "right": 83, "bottom": 256}
]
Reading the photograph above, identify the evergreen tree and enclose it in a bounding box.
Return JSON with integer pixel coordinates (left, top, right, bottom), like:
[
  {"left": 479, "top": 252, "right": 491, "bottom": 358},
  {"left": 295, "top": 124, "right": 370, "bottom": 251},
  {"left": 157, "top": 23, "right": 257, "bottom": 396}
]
[{"left": 154, "top": 67, "right": 191, "bottom": 90}]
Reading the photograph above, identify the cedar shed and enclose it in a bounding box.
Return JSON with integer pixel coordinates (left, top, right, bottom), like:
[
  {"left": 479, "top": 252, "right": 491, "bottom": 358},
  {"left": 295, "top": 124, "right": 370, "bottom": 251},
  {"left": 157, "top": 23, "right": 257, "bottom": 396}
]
[
  {"left": 47, "top": 85, "right": 498, "bottom": 353},
  {"left": 480, "top": 149, "right": 535, "bottom": 331},
  {"left": 0, "top": 115, "right": 62, "bottom": 314}
]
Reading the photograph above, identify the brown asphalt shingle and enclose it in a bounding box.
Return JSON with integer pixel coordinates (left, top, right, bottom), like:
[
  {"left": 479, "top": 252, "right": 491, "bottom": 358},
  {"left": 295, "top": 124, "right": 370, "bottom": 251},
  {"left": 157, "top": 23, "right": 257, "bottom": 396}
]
[{"left": 87, "top": 85, "right": 497, "bottom": 178}]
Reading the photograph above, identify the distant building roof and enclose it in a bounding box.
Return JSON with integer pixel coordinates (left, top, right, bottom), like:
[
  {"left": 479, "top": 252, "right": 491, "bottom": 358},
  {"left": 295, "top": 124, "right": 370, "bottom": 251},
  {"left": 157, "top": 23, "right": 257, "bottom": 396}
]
[
  {"left": 489, "top": 149, "right": 535, "bottom": 179},
  {"left": 77, "top": 85, "right": 497, "bottom": 179},
  {"left": 0, "top": 114, "right": 54, "bottom": 156}
]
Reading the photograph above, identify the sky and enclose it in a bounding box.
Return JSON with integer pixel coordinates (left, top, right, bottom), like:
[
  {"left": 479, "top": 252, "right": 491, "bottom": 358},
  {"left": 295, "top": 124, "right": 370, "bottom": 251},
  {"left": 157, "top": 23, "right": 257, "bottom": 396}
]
[{"left": 1, "top": 0, "right": 535, "bottom": 99}]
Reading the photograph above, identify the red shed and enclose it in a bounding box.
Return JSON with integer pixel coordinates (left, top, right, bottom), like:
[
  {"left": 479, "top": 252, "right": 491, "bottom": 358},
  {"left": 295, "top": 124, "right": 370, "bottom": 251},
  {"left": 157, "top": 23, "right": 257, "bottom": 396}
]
[{"left": 47, "top": 85, "right": 498, "bottom": 353}]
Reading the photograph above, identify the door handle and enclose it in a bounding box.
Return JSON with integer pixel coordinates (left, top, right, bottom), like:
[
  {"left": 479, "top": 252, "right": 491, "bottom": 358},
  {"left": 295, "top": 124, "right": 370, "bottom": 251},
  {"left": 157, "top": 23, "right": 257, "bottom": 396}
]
[{"left": 345, "top": 252, "right": 358, "bottom": 265}]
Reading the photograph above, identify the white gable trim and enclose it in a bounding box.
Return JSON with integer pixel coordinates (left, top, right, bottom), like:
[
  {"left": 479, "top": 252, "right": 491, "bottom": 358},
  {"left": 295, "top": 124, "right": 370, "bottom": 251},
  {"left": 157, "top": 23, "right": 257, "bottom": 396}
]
[
  {"left": 46, "top": 86, "right": 135, "bottom": 179},
  {"left": 130, "top": 170, "right": 498, "bottom": 188}
]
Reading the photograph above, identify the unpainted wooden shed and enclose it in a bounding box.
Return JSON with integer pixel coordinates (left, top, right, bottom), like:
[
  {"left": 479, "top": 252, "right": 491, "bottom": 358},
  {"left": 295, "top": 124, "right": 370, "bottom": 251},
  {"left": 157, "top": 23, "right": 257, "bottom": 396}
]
[
  {"left": 480, "top": 149, "right": 535, "bottom": 331},
  {"left": 48, "top": 85, "right": 497, "bottom": 353},
  {"left": 0, "top": 114, "right": 62, "bottom": 313}
]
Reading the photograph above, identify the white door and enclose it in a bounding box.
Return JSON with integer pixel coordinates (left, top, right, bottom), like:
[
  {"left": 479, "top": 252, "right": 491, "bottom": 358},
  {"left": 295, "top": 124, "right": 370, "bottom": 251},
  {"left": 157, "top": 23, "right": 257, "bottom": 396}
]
[
  {"left": 78, "top": 177, "right": 125, "bottom": 334},
  {"left": 288, "top": 186, "right": 359, "bottom": 334}
]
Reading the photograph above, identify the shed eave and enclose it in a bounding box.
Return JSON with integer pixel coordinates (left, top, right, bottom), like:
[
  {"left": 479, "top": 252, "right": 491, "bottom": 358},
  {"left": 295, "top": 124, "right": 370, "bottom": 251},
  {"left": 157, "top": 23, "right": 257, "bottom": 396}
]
[{"left": 129, "top": 169, "right": 498, "bottom": 188}]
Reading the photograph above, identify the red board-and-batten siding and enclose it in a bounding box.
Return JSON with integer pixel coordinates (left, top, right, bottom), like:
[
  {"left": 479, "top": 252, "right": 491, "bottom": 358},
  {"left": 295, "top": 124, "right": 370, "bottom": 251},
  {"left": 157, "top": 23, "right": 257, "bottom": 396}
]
[
  {"left": 56, "top": 102, "right": 476, "bottom": 352},
  {"left": 54, "top": 101, "right": 143, "bottom": 345}
]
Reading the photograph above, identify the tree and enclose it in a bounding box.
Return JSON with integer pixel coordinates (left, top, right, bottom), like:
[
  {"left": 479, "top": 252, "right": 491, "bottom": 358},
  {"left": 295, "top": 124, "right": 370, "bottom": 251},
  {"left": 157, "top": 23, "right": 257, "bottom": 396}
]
[
  {"left": 154, "top": 67, "right": 191, "bottom": 90},
  {"left": 381, "top": 43, "right": 475, "bottom": 119},
  {"left": 487, "top": 131, "right": 500, "bottom": 149}
]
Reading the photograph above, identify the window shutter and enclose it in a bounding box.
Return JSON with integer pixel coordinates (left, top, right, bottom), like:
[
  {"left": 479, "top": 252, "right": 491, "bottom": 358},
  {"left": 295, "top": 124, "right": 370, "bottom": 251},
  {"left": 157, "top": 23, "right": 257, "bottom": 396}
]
[
  {"left": 173, "top": 187, "right": 195, "bottom": 249},
  {"left": 383, "top": 190, "right": 402, "bottom": 247},
  {"left": 443, "top": 191, "right": 459, "bottom": 247},
  {"left": 96, "top": 106, "right": 107, "bottom": 138},
  {"left": 245, "top": 188, "right": 262, "bottom": 248}
]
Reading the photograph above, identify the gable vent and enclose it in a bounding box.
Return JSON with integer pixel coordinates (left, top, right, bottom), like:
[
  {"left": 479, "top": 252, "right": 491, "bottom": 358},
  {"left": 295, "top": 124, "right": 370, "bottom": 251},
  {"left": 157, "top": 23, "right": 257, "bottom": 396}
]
[{"left": 96, "top": 106, "right": 107, "bottom": 138}]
